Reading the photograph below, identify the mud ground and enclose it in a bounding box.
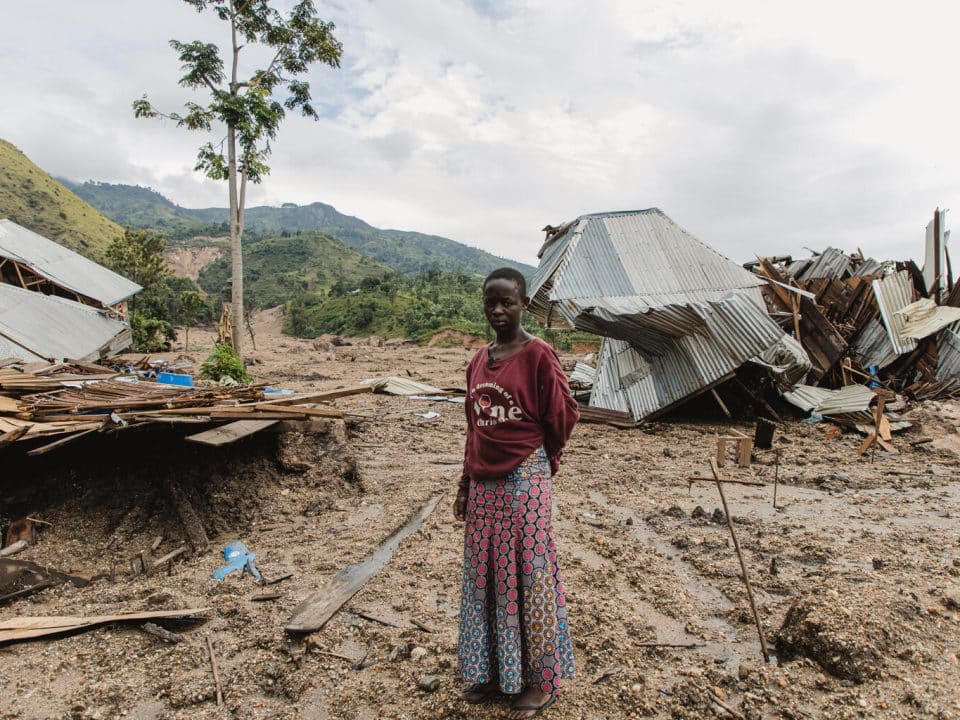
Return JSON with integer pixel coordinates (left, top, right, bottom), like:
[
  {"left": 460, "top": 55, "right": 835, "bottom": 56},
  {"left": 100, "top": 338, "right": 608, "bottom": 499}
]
[{"left": 2, "top": 307, "right": 959, "bottom": 720}]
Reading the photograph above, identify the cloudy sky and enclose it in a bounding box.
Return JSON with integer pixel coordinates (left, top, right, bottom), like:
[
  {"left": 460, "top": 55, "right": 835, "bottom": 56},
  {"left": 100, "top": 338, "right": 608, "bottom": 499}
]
[{"left": 3, "top": 1, "right": 958, "bottom": 266}]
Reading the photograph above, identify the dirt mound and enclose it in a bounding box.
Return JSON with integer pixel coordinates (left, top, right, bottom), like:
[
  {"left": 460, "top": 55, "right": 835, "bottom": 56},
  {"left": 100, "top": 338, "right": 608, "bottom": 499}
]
[
  {"left": 776, "top": 586, "right": 897, "bottom": 681},
  {"left": 426, "top": 328, "right": 485, "bottom": 348}
]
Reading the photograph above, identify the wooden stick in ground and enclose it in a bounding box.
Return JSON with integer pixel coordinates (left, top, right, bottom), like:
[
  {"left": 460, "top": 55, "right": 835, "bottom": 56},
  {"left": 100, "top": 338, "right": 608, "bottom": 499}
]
[
  {"left": 152, "top": 546, "right": 188, "bottom": 571},
  {"left": 709, "top": 457, "right": 770, "bottom": 663},
  {"left": 637, "top": 641, "right": 704, "bottom": 648},
  {"left": 773, "top": 449, "right": 781, "bottom": 509},
  {"left": 702, "top": 685, "right": 747, "bottom": 720},
  {"left": 206, "top": 635, "right": 223, "bottom": 706}
]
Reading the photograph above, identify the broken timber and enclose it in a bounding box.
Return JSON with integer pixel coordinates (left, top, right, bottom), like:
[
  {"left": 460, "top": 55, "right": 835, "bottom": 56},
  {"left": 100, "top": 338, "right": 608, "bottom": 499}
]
[
  {"left": 186, "top": 419, "right": 279, "bottom": 447},
  {"left": 756, "top": 257, "right": 846, "bottom": 381},
  {"left": 0, "top": 608, "right": 210, "bottom": 644},
  {"left": 285, "top": 494, "right": 443, "bottom": 634}
]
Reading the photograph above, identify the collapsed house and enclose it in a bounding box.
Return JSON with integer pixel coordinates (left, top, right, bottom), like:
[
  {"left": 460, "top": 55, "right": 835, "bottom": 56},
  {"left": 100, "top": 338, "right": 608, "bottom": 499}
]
[
  {"left": 0, "top": 219, "right": 140, "bottom": 361},
  {"left": 528, "top": 209, "right": 809, "bottom": 421}
]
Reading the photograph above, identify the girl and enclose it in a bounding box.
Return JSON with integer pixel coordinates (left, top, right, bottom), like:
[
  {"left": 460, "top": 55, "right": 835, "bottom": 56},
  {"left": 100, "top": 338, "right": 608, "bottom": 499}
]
[{"left": 454, "top": 267, "right": 579, "bottom": 719}]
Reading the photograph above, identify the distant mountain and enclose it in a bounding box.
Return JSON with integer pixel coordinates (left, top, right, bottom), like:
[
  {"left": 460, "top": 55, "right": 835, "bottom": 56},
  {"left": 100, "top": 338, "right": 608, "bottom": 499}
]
[
  {"left": 69, "top": 181, "right": 536, "bottom": 276},
  {"left": 0, "top": 140, "right": 123, "bottom": 259}
]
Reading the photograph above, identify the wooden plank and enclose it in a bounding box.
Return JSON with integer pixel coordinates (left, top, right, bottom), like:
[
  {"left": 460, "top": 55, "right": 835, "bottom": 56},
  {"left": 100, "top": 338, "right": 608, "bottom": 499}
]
[
  {"left": 286, "top": 494, "right": 443, "bottom": 634},
  {"left": 0, "top": 396, "right": 20, "bottom": 414},
  {"left": 0, "top": 608, "right": 210, "bottom": 644},
  {"left": 256, "top": 385, "right": 373, "bottom": 407},
  {"left": 26, "top": 429, "right": 97, "bottom": 456},
  {"left": 186, "top": 420, "right": 279, "bottom": 447}
]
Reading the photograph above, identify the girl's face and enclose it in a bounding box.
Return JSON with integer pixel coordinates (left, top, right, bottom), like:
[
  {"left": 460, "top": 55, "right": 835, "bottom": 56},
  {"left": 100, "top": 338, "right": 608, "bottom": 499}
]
[{"left": 483, "top": 278, "right": 529, "bottom": 333}]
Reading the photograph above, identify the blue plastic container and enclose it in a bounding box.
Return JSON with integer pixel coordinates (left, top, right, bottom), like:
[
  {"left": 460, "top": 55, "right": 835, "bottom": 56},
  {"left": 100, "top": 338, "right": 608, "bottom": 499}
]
[{"left": 157, "top": 372, "right": 194, "bottom": 387}]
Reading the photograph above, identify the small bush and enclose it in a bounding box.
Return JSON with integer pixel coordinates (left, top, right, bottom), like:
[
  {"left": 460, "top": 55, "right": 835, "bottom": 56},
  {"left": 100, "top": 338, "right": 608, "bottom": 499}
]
[{"left": 200, "top": 343, "right": 251, "bottom": 384}]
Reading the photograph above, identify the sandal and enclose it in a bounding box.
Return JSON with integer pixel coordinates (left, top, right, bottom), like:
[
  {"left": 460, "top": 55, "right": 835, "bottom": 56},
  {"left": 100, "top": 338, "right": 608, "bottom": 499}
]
[
  {"left": 461, "top": 682, "right": 501, "bottom": 704},
  {"left": 503, "top": 693, "right": 556, "bottom": 718}
]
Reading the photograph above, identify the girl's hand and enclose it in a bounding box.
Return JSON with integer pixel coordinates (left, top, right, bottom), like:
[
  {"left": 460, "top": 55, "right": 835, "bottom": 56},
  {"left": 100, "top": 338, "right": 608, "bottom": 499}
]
[{"left": 453, "top": 488, "right": 468, "bottom": 521}]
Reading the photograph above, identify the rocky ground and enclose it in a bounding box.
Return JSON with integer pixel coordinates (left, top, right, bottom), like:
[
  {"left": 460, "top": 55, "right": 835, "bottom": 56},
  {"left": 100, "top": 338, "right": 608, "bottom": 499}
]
[{"left": 2, "top": 308, "right": 959, "bottom": 720}]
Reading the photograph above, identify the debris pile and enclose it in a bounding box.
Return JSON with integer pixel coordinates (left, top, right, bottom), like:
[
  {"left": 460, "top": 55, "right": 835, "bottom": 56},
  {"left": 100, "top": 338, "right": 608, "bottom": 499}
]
[
  {"left": 540, "top": 208, "right": 960, "bottom": 425},
  {"left": 0, "top": 357, "right": 373, "bottom": 453}
]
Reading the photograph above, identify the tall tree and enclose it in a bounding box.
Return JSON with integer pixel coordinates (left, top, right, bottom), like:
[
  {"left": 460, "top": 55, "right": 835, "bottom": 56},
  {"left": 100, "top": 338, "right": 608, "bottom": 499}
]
[{"left": 133, "top": 0, "right": 342, "bottom": 355}]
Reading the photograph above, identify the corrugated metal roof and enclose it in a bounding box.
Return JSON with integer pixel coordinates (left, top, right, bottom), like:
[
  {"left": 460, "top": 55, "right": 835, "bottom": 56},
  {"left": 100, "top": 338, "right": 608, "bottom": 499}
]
[
  {"left": 585, "top": 293, "right": 801, "bottom": 420},
  {"left": 0, "top": 335, "right": 44, "bottom": 363},
  {"left": 850, "top": 317, "right": 898, "bottom": 369},
  {"left": 795, "top": 247, "right": 852, "bottom": 281},
  {"left": 0, "top": 219, "right": 141, "bottom": 306},
  {"left": 896, "top": 298, "right": 960, "bottom": 340},
  {"left": 0, "top": 283, "right": 133, "bottom": 361},
  {"left": 530, "top": 209, "right": 765, "bottom": 322},
  {"left": 361, "top": 376, "right": 446, "bottom": 395},
  {"left": 782, "top": 384, "right": 875, "bottom": 415},
  {"left": 872, "top": 270, "right": 917, "bottom": 356},
  {"left": 852, "top": 258, "right": 883, "bottom": 276},
  {"left": 529, "top": 208, "right": 807, "bottom": 421},
  {"left": 569, "top": 362, "right": 597, "bottom": 388},
  {"left": 936, "top": 322, "right": 960, "bottom": 380}
]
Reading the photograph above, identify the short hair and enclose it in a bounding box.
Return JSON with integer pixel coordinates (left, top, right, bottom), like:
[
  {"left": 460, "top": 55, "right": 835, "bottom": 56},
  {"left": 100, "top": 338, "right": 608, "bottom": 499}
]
[{"left": 483, "top": 267, "right": 527, "bottom": 297}]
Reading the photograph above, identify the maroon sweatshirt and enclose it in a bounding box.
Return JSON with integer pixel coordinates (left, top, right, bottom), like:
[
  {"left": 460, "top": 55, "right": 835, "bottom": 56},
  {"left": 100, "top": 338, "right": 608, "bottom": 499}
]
[{"left": 460, "top": 338, "right": 580, "bottom": 489}]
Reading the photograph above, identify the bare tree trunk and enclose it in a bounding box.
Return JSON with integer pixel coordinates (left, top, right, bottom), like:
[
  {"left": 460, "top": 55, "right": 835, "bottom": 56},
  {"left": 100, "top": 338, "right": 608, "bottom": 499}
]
[
  {"left": 227, "top": 3, "right": 244, "bottom": 356},
  {"left": 227, "top": 124, "right": 244, "bottom": 356}
]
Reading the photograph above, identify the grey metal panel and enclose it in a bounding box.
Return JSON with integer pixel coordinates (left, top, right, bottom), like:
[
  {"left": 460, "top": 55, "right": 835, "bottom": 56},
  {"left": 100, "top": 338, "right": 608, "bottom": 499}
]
[
  {"left": 852, "top": 258, "right": 883, "bottom": 276},
  {"left": 850, "top": 317, "right": 898, "bottom": 369},
  {"left": 872, "top": 270, "right": 917, "bottom": 356},
  {"left": 0, "top": 219, "right": 141, "bottom": 306},
  {"left": 0, "top": 335, "right": 44, "bottom": 362},
  {"left": 601, "top": 210, "right": 765, "bottom": 298},
  {"left": 0, "top": 283, "right": 133, "bottom": 361},
  {"left": 795, "top": 247, "right": 851, "bottom": 281},
  {"left": 586, "top": 293, "right": 791, "bottom": 420},
  {"left": 937, "top": 323, "right": 960, "bottom": 380},
  {"left": 549, "top": 219, "right": 634, "bottom": 299},
  {"left": 782, "top": 384, "right": 874, "bottom": 415}
]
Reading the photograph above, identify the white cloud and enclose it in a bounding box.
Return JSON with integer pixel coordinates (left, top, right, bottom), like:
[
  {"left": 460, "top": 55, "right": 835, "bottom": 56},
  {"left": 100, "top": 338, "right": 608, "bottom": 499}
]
[{"left": 2, "top": 1, "right": 959, "bottom": 266}]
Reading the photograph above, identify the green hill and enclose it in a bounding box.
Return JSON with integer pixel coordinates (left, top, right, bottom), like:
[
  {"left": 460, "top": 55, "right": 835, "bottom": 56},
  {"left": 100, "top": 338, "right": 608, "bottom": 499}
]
[
  {"left": 62, "top": 181, "right": 216, "bottom": 240},
  {"left": 70, "top": 182, "right": 536, "bottom": 276},
  {"left": 0, "top": 140, "right": 123, "bottom": 259},
  {"left": 198, "top": 231, "right": 389, "bottom": 308}
]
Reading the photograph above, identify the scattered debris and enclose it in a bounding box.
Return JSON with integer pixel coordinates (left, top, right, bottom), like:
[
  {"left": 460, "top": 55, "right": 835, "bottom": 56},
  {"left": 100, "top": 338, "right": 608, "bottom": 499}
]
[{"left": 210, "top": 541, "right": 262, "bottom": 581}]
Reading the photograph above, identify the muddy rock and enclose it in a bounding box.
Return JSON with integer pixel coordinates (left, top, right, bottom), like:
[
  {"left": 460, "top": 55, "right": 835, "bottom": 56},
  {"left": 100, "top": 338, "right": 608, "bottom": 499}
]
[{"left": 776, "top": 589, "right": 892, "bottom": 682}]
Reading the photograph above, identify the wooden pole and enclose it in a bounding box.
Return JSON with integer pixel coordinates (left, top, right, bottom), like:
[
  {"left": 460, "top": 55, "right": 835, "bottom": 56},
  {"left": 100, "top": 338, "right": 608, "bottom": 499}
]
[
  {"left": 206, "top": 635, "right": 223, "bottom": 706},
  {"left": 709, "top": 458, "right": 770, "bottom": 662},
  {"left": 773, "top": 450, "right": 780, "bottom": 509},
  {"left": 934, "top": 208, "right": 942, "bottom": 304}
]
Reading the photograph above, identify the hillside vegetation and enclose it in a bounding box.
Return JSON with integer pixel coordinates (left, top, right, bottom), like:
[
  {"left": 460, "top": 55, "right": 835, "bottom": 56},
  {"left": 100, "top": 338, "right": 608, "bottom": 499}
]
[
  {"left": 71, "top": 182, "right": 535, "bottom": 276},
  {"left": 0, "top": 140, "right": 123, "bottom": 258},
  {"left": 198, "top": 231, "right": 389, "bottom": 308}
]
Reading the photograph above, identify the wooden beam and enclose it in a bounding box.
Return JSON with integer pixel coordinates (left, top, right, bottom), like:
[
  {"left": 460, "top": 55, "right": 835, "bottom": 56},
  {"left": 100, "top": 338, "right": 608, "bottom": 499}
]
[
  {"left": 0, "top": 608, "right": 210, "bottom": 644},
  {"left": 186, "top": 420, "right": 278, "bottom": 447},
  {"left": 286, "top": 494, "right": 443, "bottom": 634},
  {"left": 255, "top": 385, "right": 374, "bottom": 407}
]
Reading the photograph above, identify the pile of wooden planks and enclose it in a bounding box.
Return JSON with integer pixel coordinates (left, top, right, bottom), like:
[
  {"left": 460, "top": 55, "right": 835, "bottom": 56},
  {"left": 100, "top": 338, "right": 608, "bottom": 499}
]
[{"left": 0, "top": 358, "right": 374, "bottom": 453}]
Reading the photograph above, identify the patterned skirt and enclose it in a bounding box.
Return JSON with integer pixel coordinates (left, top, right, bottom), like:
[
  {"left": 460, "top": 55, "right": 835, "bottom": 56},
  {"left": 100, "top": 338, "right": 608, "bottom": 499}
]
[{"left": 457, "top": 447, "right": 575, "bottom": 695}]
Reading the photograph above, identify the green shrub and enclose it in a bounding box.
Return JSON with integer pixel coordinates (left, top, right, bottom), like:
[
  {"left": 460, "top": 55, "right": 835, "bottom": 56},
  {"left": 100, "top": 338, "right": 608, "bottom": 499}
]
[
  {"left": 130, "top": 312, "right": 174, "bottom": 352},
  {"left": 200, "top": 343, "right": 251, "bottom": 383}
]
